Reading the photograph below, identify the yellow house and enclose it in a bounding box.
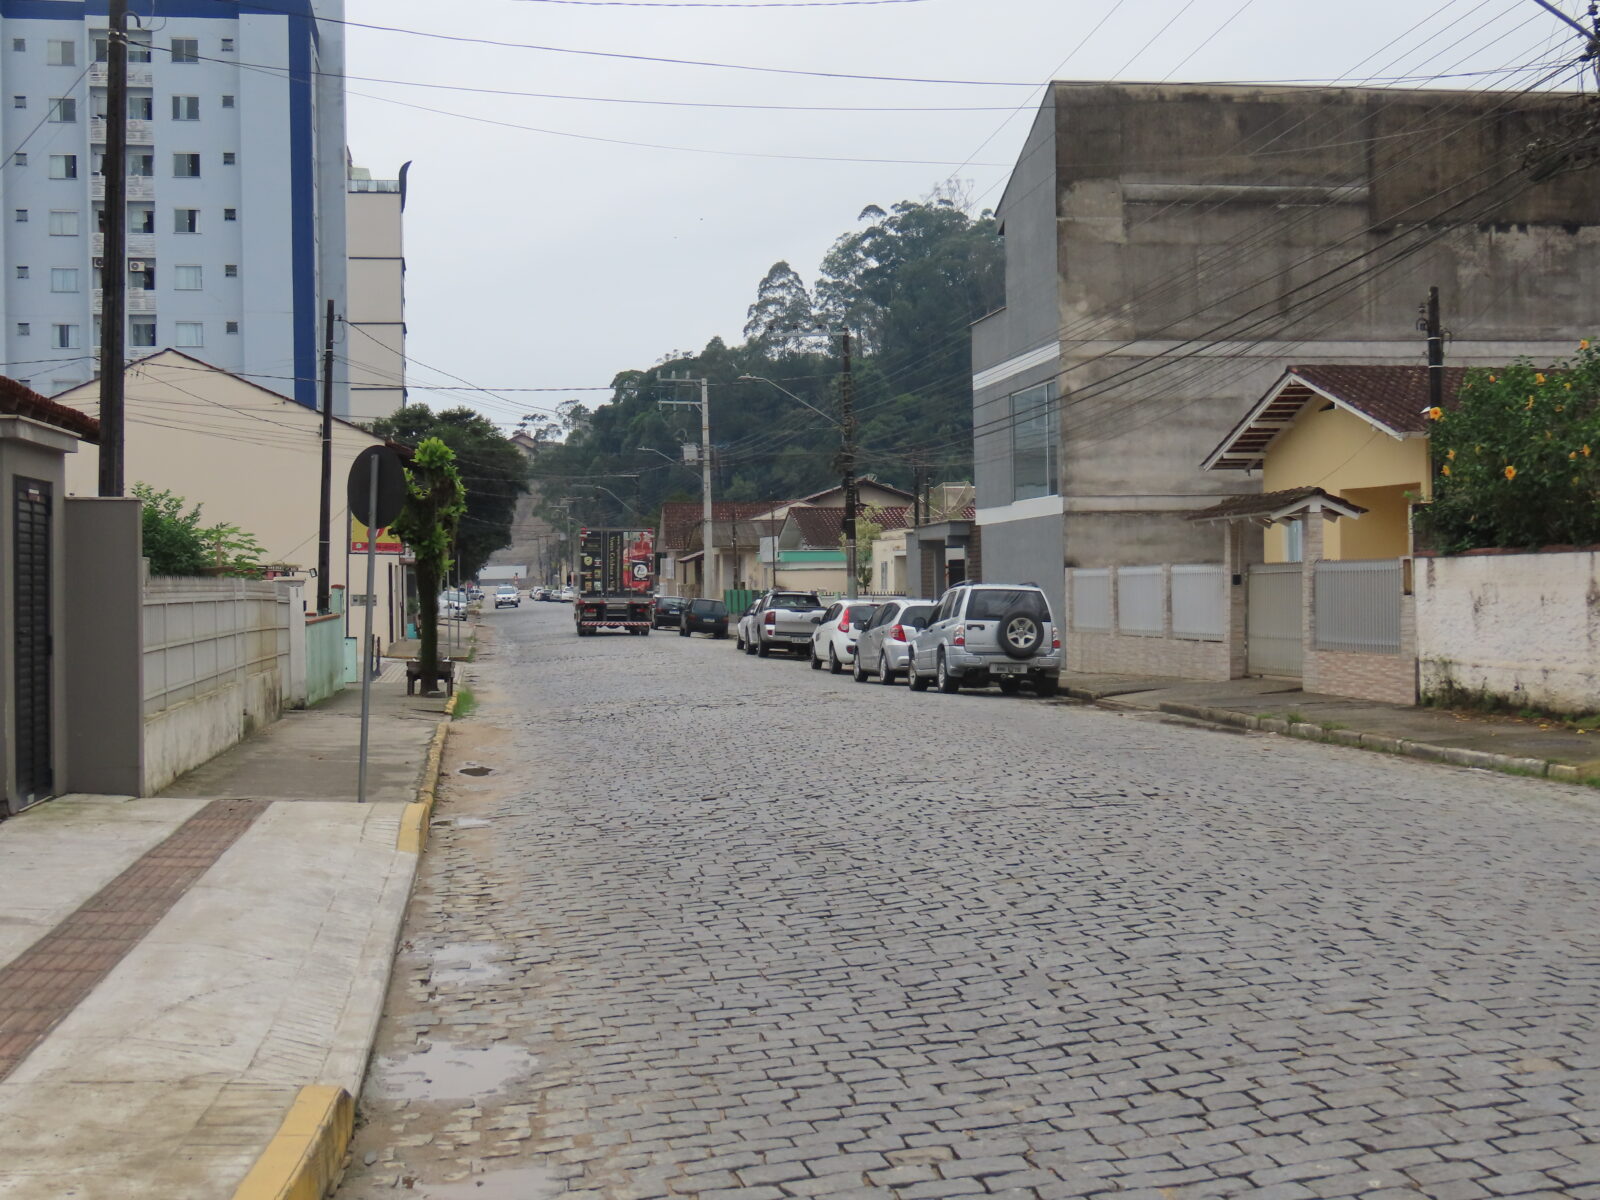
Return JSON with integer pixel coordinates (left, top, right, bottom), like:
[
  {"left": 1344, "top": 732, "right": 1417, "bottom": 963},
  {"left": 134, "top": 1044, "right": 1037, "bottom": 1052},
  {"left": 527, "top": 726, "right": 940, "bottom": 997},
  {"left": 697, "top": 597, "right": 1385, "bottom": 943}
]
[{"left": 1203, "top": 364, "right": 1466, "bottom": 561}]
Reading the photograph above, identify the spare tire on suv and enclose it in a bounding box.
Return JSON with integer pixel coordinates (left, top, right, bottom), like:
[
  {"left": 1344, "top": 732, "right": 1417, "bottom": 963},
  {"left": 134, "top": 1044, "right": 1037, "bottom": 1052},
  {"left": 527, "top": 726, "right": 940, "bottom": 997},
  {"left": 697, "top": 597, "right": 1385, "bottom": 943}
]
[{"left": 999, "top": 608, "right": 1044, "bottom": 659}]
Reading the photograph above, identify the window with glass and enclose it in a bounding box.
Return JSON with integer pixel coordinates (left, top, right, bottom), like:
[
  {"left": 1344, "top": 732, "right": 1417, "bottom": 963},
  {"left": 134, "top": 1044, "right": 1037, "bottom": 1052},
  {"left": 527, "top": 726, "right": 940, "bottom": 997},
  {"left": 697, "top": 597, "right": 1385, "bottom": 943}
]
[
  {"left": 223, "top": 264, "right": 238, "bottom": 278},
  {"left": 128, "top": 32, "right": 152, "bottom": 62},
  {"left": 47, "top": 97, "right": 75, "bottom": 123},
  {"left": 172, "top": 153, "right": 200, "bottom": 178},
  {"left": 221, "top": 94, "right": 235, "bottom": 108},
  {"left": 131, "top": 205, "right": 155, "bottom": 233},
  {"left": 15, "top": 266, "right": 28, "bottom": 279},
  {"left": 12, "top": 152, "right": 23, "bottom": 167},
  {"left": 170, "top": 37, "right": 198, "bottom": 63},
  {"left": 50, "top": 268, "right": 78, "bottom": 293},
  {"left": 130, "top": 153, "right": 154, "bottom": 177},
  {"left": 16, "top": 323, "right": 29, "bottom": 336},
  {"left": 12, "top": 96, "right": 24, "bottom": 109},
  {"left": 14, "top": 209, "right": 27, "bottom": 223},
  {"left": 174, "top": 208, "right": 199, "bottom": 233},
  {"left": 11, "top": 38, "right": 24, "bottom": 51},
  {"left": 1010, "top": 380, "right": 1059, "bottom": 503},
  {"left": 53, "top": 324, "right": 79, "bottom": 349},
  {"left": 174, "top": 322, "right": 203, "bottom": 348},
  {"left": 174, "top": 265, "right": 202, "bottom": 290},
  {"left": 129, "top": 318, "right": 156, "bottom": 347},
  {"left": 225, "top": 321, "right": 239, "bottom": 334},
  {"left": 48, "top": 210, "right": 78, "bottom": 235},
  {"left": 222, "top": 151, "right": 236, "bottom": 165},
  {"left": 172, "top": 95, "right": 199, "bottom": 120},
  {"left": 48, "top": 154, "right": 76, "bottom": 179},
  {"left": 129, "top": 95, "right": 153, "bottom": 120},
  {"left": 46, "top": 40, "right": 74, "bottom": 66}
]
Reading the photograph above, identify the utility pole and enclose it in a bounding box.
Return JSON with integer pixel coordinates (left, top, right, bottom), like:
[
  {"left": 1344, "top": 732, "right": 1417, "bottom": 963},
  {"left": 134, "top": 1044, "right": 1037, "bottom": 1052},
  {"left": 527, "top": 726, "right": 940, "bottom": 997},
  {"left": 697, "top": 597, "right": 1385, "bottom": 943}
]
[
  {"left": 316, "top": 300, "right": 336, "bottom": 613},
  {"left": 96, "top": 0, "right": 128, "bottom": 496},
  {"left": 1418, "top": 285, "right": 1446, "bottom": 413},
  {"left": 661, "top": 377, "right": 713, "bottom": 599},
  {"left": 839, "top": 331, "right": 859, "bottom": 601}
]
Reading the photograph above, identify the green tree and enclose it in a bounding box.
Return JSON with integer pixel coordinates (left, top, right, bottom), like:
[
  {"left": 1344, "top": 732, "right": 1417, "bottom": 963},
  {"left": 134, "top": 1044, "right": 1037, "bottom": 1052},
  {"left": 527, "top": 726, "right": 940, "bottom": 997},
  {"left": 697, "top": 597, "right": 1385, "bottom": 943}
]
[
  {"left": 389, "top": 437, "right": 466, "bottom": 686},
  {"left": 367, "top": 405, "right": 528, "bottom": 579},
  {"left": 133, "top": 483, "right": 267, "bottom": 577},
  {"left": 743, "top": 260, "right": 817, "bottom": 353},
  {"left": 1418, "top": 349, "right": 1600, "bottom": 552}
]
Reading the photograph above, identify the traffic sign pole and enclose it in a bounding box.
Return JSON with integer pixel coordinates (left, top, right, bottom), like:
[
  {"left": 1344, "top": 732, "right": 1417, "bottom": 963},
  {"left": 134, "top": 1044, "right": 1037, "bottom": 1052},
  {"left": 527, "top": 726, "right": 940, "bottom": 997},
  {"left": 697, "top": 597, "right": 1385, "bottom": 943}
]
[
  {"left": 357, "top": 455, "right": 379, "bottom": 804},
  {"left": 347, "top": 444, "right": 406, "bottom": 805}
]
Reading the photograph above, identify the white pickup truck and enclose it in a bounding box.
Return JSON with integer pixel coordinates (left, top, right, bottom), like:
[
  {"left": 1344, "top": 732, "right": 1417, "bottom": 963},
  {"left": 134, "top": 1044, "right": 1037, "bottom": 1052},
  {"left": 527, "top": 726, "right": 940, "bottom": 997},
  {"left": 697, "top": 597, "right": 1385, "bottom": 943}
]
[{"left": 742, "top": 589, "right": 824, "bottom": 658}]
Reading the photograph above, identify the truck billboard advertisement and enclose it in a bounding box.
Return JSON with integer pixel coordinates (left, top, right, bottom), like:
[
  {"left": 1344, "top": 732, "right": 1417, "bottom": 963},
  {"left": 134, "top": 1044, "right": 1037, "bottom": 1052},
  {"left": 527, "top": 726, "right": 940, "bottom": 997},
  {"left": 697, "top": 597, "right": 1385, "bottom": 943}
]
[{"left": 578, "top": 528, "right": 655, "bottom": 596}]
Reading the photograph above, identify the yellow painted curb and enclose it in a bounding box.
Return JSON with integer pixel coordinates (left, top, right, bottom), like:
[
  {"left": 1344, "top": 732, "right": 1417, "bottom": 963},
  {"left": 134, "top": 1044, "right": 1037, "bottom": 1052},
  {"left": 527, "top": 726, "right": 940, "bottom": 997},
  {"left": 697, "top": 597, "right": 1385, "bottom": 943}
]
[
  {"left": 231, "top": 1085, "right": 353, "bottom": 1200},
  {"left": 397, "top": 694, "right": 456, "bottom": 854}
]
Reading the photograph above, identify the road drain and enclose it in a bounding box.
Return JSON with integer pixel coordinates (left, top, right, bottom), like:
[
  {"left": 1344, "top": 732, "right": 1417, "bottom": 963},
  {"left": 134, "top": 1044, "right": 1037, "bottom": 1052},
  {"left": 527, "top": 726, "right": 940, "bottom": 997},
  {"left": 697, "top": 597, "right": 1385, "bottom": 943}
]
[{"left": 457, "top": 764, "right": 494, "bottom": 776}]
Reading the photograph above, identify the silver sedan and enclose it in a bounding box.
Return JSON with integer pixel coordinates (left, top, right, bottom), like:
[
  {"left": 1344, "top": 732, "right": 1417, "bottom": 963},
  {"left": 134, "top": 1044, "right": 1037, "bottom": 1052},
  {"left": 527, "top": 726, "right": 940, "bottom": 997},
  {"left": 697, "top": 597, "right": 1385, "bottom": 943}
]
[{"left": 850, "top": 598, "right": 936, "bottom": 684}]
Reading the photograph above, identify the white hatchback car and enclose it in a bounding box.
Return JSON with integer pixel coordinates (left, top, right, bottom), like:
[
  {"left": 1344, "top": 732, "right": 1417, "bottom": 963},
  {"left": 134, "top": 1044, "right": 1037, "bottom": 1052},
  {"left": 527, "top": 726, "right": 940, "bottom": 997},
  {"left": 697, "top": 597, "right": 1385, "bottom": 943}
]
[{"left": 808, "top": 599, "right": 882, "bottom": 674}]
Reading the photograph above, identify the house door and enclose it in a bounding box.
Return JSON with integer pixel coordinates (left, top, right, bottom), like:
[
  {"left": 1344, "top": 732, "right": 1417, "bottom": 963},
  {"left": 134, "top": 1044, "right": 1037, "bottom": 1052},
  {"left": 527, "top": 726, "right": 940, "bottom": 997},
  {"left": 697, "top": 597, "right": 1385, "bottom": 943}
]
[
  {"left": 12, "top": 477, "right": 55, "bottom": 810},
  {"left": 1246, "top": 562, "right": 1303, "bottom": 678}
]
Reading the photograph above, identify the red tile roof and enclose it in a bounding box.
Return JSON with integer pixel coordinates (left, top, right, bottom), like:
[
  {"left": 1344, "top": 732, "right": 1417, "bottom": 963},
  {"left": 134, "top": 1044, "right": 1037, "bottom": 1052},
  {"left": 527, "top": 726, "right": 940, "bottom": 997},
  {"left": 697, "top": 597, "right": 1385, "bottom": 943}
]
[
  {"left": 788, "top": 505, "right": 916, "bottom": 548},
  {"left": 658, "top": 500, "right": 783, "bottom": 550},
  {"left": 1206, "top": 364, "right": 1469, "bottom": 470},
  {"left": 0, "top": 375, "right": 100, "bottom": 443}
]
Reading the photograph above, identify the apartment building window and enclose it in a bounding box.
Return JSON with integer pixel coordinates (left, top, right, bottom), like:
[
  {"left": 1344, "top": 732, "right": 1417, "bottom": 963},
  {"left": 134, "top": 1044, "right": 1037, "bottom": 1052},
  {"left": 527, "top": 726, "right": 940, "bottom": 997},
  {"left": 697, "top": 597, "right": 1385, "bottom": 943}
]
[
  {"left": 15, "top": 323, "right": 29, "bottom": 337},
  {"left": 48, "top": 154, "right": 76, "bottom": 179},
  {"left": 129, "top": 95, "right": 153, "bottom": 120},
  {"left": 170, "top": 37, "right": 198, "bottom": 63},
  {"left": 15, "top": 266, "right": 29, "bottom": 279},
  {"left": 48, "top": 97, "right": 76, "bottom": 123},
  {"left": 225, "top": 321, "right": 239, "bottom": 334},
  {"left": 223, "top": 208, "right": 237, "bottom": 222},
  {"left": 129, "top": 32, "right": 152, "bottom": 63},
  {"left": 132, "top": 206, "right": 155, "bottom": 233},
  {"left": 50, "top": 268, "right": 78, "bottom": 293},
  {"left": 220, "top": 37, "right": 235, "bottom": 52},
  {"left": 221, "top": 95, "right": 235, "bottom": 109},
  {"left": 131, "top": 263, "right": 155, "bottom": 291},
  {"left": 173, "top": 153, "right": 201, "bottom": 178},
  {"left": 11, "top": 96, "right": 24, "bottom": 109},
  {"left": 172, "top": 95, "right": 199, "bottom": 121},
  {"left": 11, "top": 38, "right": 24, "bottom": 52},
  {"left": 224, "top": 264, "right": 238, "bottom": 278},
  {"left": 47, "top": 40, "right": 75, "bottom": 66},
  {"left": 12, "top": 153, "right": 24, "bottom": 167},
  {"left": 175, "top": 322, "right": 203, "bottom": 348},
  {"left": 53, "top": 324, "right": 79, "bottom": 349},
  {"left": 49, "top": 211, "right": 79, "bottom": 236},
  {"left": 1010, "top": 380, "right": 1059, "bottom": 503},
  {"left": 130, "top": 318, "right": 156, "bottom": 348},
  {"left": 174, "top": 208, "right": 199, "bottom": 233},
  {"left": 14, "top": 210, "right": 27, "bottom": 223},
  {"left": 130, "top": 153, "right": 154, "bottom": 177},
  {"left": 222, "top": 151, "right": 236, "bottom": 165},
  {"left": 174, "top": 265, "right": 202, "bottom": 290}
]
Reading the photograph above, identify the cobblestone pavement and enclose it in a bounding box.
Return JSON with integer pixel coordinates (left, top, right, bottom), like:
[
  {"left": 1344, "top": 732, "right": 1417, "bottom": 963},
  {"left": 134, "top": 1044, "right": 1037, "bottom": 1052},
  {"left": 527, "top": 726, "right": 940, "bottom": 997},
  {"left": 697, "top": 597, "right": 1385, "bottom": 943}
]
[{"left": 336, "top": 605, "right": 1600, "bottom": 1200}]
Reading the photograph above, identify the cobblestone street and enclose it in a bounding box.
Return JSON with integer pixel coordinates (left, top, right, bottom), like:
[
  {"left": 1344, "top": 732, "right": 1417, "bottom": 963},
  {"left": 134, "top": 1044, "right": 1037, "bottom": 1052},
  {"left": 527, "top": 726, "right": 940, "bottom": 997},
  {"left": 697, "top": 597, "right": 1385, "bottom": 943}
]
[{"left": 336, "top": 604, "right": 1600, "bottom": 1200}]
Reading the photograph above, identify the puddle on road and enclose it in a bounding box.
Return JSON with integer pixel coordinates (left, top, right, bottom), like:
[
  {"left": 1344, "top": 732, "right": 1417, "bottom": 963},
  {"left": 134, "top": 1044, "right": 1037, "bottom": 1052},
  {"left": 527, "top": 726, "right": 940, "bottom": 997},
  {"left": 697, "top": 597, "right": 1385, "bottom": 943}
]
[
  {"left": 370, "top": 1039, "right": 535, "bottom": 1102},
  {"left": 457, "top": 763, "right": 495, "bottom": 777},
  {"left": 413, "top": 1165, "right": 563, "bottom": 1199},
  {"left": 429, "top": 941, "right": 511, "bottom": 984}
]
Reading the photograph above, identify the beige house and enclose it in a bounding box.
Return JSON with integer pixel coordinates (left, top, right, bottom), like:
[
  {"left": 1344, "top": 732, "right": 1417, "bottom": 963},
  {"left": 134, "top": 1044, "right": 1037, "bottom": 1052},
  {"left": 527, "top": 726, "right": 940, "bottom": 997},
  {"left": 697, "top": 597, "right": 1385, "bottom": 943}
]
[
  {"left": 344, "top": 162, "right": 407, "bottom": 422},
  {"left": 60, "top": 351, "right": 410, "bottom": 646}
]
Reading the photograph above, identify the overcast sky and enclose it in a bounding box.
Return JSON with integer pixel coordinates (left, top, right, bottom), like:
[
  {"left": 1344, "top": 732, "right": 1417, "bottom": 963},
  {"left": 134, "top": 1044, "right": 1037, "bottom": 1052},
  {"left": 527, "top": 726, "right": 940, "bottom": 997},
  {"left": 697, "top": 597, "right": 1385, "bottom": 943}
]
[{"left": 342, "top": 0, "right": 1580, "bottom": 430}]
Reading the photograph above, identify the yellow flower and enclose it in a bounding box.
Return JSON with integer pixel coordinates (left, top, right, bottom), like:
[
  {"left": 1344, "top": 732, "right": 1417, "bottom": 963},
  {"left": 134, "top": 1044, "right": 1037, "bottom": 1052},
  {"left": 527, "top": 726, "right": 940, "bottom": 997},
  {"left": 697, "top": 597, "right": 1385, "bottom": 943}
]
[
  {"left": 1536, "top": 373, "right": 1547, "bottom": 383},
  {"left": 1571, "top": 451, "right": 1579, "bottom": 460},
  {"left": 1526, "top": 395, "right": 1536, "bottom": 409},
  {"left": 1566, "top": 382, "right": 1573, "bottom": 390},
  {"left": 1583, "top": 340, "right": 1591, "bottom": 350},
  {"left": 1427, "top": 406, "right": 1444, "bottom": 420},
  {"left": 1441, "top": 464, "right": 1452, "bottom": 476},
  {"left": 1446, "top": 448, "right": 1456, "bottom": 460},
  {"left": 1585, "top": 444, "right": 1593, "bottom": 457},
  {"left": 1556, "top": 405, "right": 1565, "bottom": 412},
  {"left": 1504, "top": 465, "right": 1518, "bottom": 481},
  {"left": 1489, "top": 374, "right": 1498, "bottom": 382}
]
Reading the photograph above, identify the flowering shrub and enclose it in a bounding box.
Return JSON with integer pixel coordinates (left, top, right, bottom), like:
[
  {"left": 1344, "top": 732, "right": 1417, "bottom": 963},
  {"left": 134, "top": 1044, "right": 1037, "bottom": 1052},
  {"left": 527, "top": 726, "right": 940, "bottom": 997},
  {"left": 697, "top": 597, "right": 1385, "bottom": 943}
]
[{"left": 1418, "top": 347, "right": 1600, "bottom": 552}]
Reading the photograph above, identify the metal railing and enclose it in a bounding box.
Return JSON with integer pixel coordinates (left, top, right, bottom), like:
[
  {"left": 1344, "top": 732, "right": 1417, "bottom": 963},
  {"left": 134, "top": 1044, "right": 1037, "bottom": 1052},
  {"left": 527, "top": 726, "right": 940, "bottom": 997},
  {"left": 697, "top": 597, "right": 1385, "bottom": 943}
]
[
  {"left": 1171, "top": 564, "right": 1226, "bottom": 641},
  {"left": 1116, "top": 565, "right": 1164, "bottom": 636},
  {"left": 1070, "top": 568, "right": 1111, "bottom": 632},
  {"left": 1314, "top": 559, "right": 1403, "bottom": 654}
]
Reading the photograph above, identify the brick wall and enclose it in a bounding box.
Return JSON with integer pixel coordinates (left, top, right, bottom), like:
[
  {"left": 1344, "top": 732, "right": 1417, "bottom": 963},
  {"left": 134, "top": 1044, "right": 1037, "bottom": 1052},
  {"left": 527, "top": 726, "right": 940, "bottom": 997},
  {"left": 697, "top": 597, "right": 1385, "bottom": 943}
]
[
  {"left": 967, "top": 527, "right": 983, "bottom": 584},
  {"left": 1069, "top": 629, "right": 1232, "bottom": 678},
  {"left": 1304, "top": 648, "right": 1417, "bottom": 706}
]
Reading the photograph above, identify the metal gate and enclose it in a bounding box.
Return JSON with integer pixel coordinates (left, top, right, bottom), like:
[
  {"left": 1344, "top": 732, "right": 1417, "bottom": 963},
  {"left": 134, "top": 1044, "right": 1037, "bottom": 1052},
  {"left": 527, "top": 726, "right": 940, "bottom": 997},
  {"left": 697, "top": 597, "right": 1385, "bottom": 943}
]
[
  {"left": 13, "top": 476, "right": 54, "bottom": 809},
  {"left": 1247, "top": 562, "right": 1303, "bottom": 678}
]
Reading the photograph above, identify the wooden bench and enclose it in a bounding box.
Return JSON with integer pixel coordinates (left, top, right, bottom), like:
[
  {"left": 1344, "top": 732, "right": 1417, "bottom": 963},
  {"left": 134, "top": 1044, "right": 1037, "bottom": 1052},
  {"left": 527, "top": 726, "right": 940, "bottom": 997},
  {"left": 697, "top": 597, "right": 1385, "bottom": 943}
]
[{"left": 405, "top": 659, "right": 455, "bottom": 696}]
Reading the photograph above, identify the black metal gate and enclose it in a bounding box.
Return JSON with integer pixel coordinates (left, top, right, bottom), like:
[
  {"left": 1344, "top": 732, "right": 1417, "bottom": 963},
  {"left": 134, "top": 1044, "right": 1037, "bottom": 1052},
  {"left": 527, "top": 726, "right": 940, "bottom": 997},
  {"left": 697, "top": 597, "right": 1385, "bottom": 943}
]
[{"left": 13, "top": 476, "right": 54, "bottom": 809}]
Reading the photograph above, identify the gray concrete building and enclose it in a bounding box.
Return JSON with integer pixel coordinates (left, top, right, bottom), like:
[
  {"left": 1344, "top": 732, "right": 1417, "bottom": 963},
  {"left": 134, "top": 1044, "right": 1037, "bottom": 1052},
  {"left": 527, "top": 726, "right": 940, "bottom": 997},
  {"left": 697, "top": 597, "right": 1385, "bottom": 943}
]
[{"left": 972, "top": 82, "right": 1600, "bottom": 617}]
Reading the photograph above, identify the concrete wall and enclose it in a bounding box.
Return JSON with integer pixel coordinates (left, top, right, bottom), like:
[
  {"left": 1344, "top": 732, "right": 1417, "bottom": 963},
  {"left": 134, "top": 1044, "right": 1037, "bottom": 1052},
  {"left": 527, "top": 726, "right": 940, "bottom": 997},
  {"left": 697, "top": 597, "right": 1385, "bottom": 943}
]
[
  {"left": 0, "top": 418, "right": 76, "bottom": 814},
  {"left": 141, "top": 577, "right": 288, "bottom": 794},
  {"left": 988, "top": 83, "right": 1600, "bottom": 574},
  {"left": 62, "top": 497, "right": 145, "bottom": 796},
  {"left": 305, "top": 596, "right": 346, "bottom": 707},
  {"left": 1416, "top": 551, "right": 1600, "bottom": 712},
  {"left": 976, "top": 510, "right": 1065, "bottom": 626},
  {"left": 345, "top": 181, "right": 405, "bottom": 422}
]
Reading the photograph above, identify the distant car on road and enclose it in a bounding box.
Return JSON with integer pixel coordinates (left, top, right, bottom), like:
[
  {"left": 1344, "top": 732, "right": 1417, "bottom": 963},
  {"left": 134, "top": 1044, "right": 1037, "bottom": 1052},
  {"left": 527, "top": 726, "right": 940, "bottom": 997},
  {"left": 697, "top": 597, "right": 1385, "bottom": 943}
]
[
  {"left": 530, "top": 586, "right": 548, "bottom": 601},
  {"left": 909, "top": 582, "right": 1060, "bottom": 696},
  {"left": 652, "top": 596, "right": 689, "bottom": 629},
  {"left": 558, "top": 586, "right": 576, "bottom": 603},
  {"left": 809, "top": 600, "right": 881, "bottom": 674},
  {"left": 743, "top": 590, "right": 824, "bottom": 658},
  {"left": 851, "top": 598, "right": 935, "bottom": 684},
  {"left": 679, "top": 598, "right": 729, "bottom": 638},
  {"left": 494, "top": 586, "right": 521, "bottom": 608}
]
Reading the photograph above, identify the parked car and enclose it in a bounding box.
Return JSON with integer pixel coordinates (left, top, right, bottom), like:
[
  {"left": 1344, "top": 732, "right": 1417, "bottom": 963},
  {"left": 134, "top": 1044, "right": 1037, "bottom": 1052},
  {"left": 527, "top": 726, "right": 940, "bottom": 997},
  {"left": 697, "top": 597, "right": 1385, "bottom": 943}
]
[
  {"left": 851, "top": 598, "right": 936, "bottom": 684},
  {"left": 558, "top": 586, "right": 576, "bottom": 602},
  {"left": 438, "top": 590, "right": 469, "bottom": 621},
  {"left": 652, "top": 596, "right": 689, "bottom": 629},
  {"left": 908, "top": 582, "right": 1060, "bottom": 696},
  {"left": 494, "top": 585, "right": 521, "bottom": 608},
  {"left": 743, "top": 590, "right": 824, "bottom": 657},
  {"left": 679, "top": 597, "right": 729, "bottom": 638},
  {"left": 808, "top": 600, "right": 881, "bottom": 674},
  {"left": 734, "top": 603, "right": 759, "bottom": 650}
]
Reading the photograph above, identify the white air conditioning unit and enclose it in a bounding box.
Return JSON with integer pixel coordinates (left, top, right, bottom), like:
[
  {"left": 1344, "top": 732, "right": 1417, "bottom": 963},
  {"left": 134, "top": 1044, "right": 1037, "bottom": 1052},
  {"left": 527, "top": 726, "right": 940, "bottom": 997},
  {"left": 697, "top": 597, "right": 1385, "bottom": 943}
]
[
  {"left": 128, "top": 260, "right": 145, "bottom": 272},
  {"left": 92, "top": 257, "right": 104, "bottom": 269}
]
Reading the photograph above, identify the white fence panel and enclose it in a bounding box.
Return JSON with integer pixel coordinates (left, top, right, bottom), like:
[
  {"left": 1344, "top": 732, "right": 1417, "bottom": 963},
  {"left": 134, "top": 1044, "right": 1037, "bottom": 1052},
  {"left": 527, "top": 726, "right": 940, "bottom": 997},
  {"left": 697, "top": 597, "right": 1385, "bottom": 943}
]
[
  {"left": 1315, "top": 559, "right": 1403, "bottom": 653},
  {"left": 1171, "top": 564, "right": 1226, "bottom": 641},
  {"left": 1116, "top": 566, "right": 1164, "bottom": 636},
  {"left": 1071, "top": 568, "right": 1111, "bottom": 632},
  {"left": 143, "top": 578, "right": 288, "bottom": 716}
]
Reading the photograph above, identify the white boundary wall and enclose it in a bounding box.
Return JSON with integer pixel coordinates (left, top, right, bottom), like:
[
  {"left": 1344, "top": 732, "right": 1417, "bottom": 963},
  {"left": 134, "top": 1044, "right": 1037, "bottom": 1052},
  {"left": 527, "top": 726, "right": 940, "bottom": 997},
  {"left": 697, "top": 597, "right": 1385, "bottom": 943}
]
[{"left": 1415, "top": 550, "right": 1600, "bottom": 713}]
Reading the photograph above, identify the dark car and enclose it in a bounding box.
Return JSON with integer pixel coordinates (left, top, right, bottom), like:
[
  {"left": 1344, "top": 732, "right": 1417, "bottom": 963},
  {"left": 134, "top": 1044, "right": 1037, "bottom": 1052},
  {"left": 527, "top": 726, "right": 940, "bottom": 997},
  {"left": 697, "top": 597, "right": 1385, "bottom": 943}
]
[
  {"left": 679, "top": 597, "right": 729, "bottom": 638},
  {"left": 652, "top": 595, "right": 689, "bottom": 629}
]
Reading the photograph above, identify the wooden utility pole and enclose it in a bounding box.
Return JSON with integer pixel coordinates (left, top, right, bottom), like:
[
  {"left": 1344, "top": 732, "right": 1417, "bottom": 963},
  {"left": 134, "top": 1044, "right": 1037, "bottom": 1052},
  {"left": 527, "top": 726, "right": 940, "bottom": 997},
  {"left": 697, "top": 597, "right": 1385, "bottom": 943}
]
[
  {"left": 839, "top": 331, "right": 858, "bottom": 600},
  {"left": 317, "top": 300, "right": 335, "bottom": 613},
  {"left": 97, "top": 0, "right": 128, "bottom": 496},
  {"left": 1423, "top": 286, "right": 1444, "bottom": 413}
]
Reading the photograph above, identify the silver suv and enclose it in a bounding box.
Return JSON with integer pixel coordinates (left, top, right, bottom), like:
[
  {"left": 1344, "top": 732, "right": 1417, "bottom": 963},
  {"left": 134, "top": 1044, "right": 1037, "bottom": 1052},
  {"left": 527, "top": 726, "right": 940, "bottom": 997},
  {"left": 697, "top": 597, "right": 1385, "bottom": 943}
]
[{"left": 908, "top": 583, "right": 1061, "bottom": 697}]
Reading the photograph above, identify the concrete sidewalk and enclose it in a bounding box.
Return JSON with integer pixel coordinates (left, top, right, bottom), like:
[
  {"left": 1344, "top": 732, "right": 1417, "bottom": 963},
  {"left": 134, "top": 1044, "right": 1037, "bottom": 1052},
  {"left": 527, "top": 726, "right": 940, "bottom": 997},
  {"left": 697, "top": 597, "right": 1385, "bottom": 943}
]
[
  {"left": 1059, "top": 671, "right": 1600, "bottom": 784},
  {"left": 0, "top": 670, "right": 453, "bottom": 1200}
]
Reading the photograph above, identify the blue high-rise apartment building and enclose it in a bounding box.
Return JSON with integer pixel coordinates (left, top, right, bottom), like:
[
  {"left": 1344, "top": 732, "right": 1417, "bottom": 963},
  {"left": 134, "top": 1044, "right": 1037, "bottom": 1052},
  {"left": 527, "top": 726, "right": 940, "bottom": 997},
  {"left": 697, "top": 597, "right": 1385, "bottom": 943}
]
[{"left": 0, "top": 0, "right": 346, "bottom": 408}]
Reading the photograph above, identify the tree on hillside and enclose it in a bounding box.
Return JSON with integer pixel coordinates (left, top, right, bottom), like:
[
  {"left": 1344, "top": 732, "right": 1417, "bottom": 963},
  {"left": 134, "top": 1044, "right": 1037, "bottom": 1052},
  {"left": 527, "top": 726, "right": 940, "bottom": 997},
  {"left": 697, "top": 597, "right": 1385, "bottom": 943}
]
[
  {"left": 743, "top": 261, "right": 818, "bottom": 353},
  {"left": 369, "top": 404, "right": 528, "bottom": 579}
]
